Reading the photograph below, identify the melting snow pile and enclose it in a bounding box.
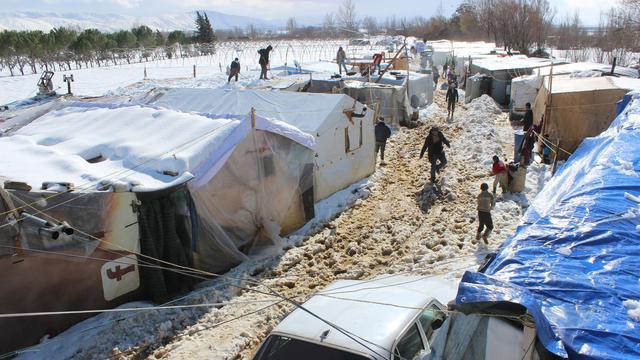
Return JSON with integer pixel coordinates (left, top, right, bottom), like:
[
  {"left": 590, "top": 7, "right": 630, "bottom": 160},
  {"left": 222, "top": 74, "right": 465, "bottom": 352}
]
[{"left": 467, "top": 94, "right": 502, "bottom": 115}]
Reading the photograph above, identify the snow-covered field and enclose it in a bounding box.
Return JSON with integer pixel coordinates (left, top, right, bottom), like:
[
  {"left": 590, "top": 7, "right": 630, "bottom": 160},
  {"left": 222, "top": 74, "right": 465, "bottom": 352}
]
[
  {"left": 1, "top": 40, "right": 555, "bottom": 359},
  {"left": 0, "top": 39, "right": 389, "bottom": 106}
]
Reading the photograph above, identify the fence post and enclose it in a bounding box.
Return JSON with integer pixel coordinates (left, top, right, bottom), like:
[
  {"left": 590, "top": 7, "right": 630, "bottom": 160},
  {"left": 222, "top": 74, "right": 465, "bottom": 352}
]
[
  {"left": 193, "top": 64, "right": 196, "bottom": 78},
  {"left": 144, "top": 66, "right": 147, "bottom": 79}
]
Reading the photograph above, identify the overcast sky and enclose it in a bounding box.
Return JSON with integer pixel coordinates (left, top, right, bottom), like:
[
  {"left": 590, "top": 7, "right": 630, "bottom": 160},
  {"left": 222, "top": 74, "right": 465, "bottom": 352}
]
[{"left": 1, "top": 0, "right": 619, "bottom": 26}]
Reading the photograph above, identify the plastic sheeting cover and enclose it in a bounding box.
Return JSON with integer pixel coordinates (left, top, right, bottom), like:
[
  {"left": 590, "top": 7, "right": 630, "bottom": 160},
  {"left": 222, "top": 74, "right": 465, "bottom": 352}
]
[{"left": 456, "top": 92, "right": 640, "bottom": 359}]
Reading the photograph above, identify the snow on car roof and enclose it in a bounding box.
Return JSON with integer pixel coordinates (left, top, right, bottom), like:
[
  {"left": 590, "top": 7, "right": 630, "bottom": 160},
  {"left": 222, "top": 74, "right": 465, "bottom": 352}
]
[{"left": 272, "top": 275, "right": 458, "bottom": 359}]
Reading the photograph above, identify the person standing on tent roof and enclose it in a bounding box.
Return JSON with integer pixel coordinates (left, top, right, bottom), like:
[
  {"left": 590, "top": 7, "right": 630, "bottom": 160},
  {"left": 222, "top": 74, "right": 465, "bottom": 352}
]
[
  {"left": 419, "top": 126, "right": 450, "bottom": 184},
  {"left": 337, "top": 47, "right": 348, "bottom": 75},
  {"left": 523, "top": 102, "right": 533, "bottom": 131},
  {"left": 490, "top": 155, "right": 509, "bottom": 194},
  {"left": 476, "top": 182, "right": 495, "bottom": 243},
  {"left": 258, "top": 45, "right": 273, "bottom": 80},
  {"left": 445, "top": 82, "right": 459, "bottom": 119},
  {"left": 228, "top": 58, "right": 240, "bottom": 83},
  {"left": 375, "top": 117, "right": 392, "bottom": 165}
]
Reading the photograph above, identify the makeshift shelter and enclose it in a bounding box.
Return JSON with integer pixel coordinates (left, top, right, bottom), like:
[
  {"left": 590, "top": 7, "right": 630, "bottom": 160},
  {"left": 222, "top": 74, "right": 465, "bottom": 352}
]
[
  {"left": 341, "top": 80, "right": 410, "bottom": 128},
  {"left": 533, "top": 76, "right": 640, "bottom": 159},
  {"left": 468, "top": 56, "right": 557, "bottom": 105},
  {"left": 0, "top": 103, "right": 315, "bottom": 353},
  {"left": 147, "top": 88, "right": 375, "bottom": 201},
  {"left": 456, "top": 93, "right": 640, "bottom": 359},
  {"left": 347, "top": 71, "right": 434, "bottom": 107}
]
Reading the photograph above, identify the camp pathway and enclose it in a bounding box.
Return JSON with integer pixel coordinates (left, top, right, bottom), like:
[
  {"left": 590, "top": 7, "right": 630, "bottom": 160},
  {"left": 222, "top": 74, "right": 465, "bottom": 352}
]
[{"left": 143, "top": 88, "right": 539, "bottom": 360}]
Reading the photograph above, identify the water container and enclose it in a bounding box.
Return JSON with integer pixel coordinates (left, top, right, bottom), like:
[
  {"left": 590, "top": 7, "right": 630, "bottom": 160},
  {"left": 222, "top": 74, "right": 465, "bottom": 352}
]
[{"left": 514, "top": 130, "right": 525, "bottom": 163}]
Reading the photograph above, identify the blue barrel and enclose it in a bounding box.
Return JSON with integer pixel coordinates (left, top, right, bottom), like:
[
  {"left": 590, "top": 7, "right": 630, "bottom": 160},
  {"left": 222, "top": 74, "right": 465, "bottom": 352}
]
[{"left": 514, "top": 130, "right": 525, "bottom": 163}]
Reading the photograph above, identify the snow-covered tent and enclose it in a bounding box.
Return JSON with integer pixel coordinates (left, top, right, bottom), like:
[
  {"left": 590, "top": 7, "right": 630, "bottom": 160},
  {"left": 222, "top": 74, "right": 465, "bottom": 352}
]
[
  {"left": 147, "top": 88, "right": 375, "bottom": 201},
  {"left": 533, "top": 76, "right": 640, "bottom": 159},
  {"left": 0, "top": 103, "right": 315, "bottom": 353},
  {"left": 468, "top": 56, "right": 558, "bottom": 106},
  {"left": 341, "top": 80, "right": 411, "bottom": 127},
  {"left": 347, "top": 71, "right": 434, "bottom": 107},
  {"left": 456, "top": 92, "right": 640, "bottom": 359}
]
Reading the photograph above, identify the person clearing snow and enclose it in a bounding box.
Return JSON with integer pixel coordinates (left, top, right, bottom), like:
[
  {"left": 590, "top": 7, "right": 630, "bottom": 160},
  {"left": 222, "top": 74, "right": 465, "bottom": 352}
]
[
  {"left": 258, "top": 45, "right": 273, "bottom": 80},
  {"left": 491, "top": 155, "right": 509, "bottom": 194},
  {"left": 476, "top": 182, "right": 495, "bottom": 243},
  {"left": 228, "top": 58, "right": 240, "bottom": 82},
  {"left": 419, "top": 126, "right": 450, "bottom": 185}
]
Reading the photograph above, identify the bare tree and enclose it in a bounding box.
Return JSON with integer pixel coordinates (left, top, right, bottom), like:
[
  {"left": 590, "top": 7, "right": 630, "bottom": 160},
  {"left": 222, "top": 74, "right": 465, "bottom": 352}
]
[
  {"left": 322, "top": 12, "right": 337, "bottom": 37},
  {"left": 286, "top": 17, "right": 298, "bottom": 37},
  {"left": 337, "top": 0, "right": 359, "bottom": 36},
  {"left": 362, "top": 16, "right": 378, "bottom": 35}
]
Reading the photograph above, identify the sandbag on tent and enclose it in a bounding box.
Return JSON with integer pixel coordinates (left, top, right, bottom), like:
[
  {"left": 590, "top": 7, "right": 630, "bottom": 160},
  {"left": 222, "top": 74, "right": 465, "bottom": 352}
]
[{"left": 456, "top": 92, "right": 640, "bottom": 359}]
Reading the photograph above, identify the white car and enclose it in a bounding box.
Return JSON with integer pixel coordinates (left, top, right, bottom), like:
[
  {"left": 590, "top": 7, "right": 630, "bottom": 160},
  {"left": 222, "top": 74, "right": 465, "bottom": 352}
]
[{"left": 252, "top": 276, "right": 458, "bottom": 360}]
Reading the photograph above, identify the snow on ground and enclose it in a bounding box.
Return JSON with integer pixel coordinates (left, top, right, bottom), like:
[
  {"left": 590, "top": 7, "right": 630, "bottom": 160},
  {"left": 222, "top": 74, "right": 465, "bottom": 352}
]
[
  {"left": 624, "top": 299, "right": 640, "bottom": 322},
  {"left": 0, "top": 40, "right": 388, "bottom": 106},
  {"left": 11, "top": 77, "right": 552, "bottom": 359}
]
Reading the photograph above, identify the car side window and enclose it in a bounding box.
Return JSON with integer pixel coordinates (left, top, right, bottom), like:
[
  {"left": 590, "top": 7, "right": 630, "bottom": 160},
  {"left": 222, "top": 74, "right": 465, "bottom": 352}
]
[
  {"left": 393, "top": 323, "right": 424, "bottom": 360},
  {"left": 418, "top": 305, "right": 446, "bottom": 341}
]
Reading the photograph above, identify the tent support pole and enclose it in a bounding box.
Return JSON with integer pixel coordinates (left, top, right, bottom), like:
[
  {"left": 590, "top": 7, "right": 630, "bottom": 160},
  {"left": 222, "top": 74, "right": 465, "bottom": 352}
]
[{"left": 551, "top": 140, "right": 560, "bottom": 175}]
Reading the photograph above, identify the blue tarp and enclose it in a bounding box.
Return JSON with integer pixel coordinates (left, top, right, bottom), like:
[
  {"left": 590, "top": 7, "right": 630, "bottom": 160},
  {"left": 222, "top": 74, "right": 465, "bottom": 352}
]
[{"left": 456, "top": 92, "right": 640, "bottom": 359}]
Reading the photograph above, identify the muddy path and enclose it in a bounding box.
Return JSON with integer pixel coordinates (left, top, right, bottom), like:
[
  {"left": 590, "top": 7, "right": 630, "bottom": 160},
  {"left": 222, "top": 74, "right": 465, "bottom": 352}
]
[{"left": 141, "top": 89, "right": 537, "bottom": 360}]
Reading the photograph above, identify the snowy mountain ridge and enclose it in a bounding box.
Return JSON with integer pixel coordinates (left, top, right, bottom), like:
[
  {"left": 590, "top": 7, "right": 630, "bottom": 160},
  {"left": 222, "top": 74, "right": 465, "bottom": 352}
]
[{"left": 0, "top": 10, "right": 284, "bottom": 32}]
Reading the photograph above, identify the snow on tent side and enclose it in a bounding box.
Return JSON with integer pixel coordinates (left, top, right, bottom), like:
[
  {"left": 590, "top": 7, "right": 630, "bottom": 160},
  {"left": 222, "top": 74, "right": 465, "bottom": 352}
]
[
  {"left": 147, "top": 87, "right": 374, "bottom": 201},
  {"left": 0, "top": 103, "right": 315, "bottom": 353},
  {"left": 455, "top": 92, "right": 640, "bottom": 359},
  {"left": 533, "top": 76, "right": 640, "bottom": 159}
]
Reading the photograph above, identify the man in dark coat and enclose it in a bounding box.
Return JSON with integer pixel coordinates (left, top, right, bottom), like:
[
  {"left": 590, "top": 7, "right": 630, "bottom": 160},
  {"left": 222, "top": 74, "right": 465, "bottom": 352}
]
[
  {"left": 228, "top": 58, "right": 240, "bottom": 82},
  {"left": 419, "top": 126, "right": 451, "bottom": 184},
  {"left": 374, "top": 117, "right": 392, "bottom": 164},
  {"left": 445, "top": 82, "right": 459, "bottom": 119},
  {"left": 258, "top": 45, "right": 273, "bottom": 80},
  {"left": 523, "top": 102, "right": 533, "bottom": 131}
]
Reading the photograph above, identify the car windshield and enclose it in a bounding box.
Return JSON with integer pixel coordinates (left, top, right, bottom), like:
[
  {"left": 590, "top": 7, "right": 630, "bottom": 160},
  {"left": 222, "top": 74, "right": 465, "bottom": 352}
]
[{"left": 254, "top": 335, "right": 370, "bottom": 360}]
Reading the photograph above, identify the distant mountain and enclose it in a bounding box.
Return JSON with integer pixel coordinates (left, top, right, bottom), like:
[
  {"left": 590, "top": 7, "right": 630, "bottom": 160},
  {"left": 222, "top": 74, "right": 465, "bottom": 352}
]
[{"left": 0, "top": 10, "right": 286, "bottom": 32}]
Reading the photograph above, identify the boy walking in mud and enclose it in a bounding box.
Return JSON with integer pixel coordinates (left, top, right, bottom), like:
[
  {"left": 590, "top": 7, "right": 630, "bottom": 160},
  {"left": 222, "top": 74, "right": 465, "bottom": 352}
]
[
  {"left": 476, "top": 183, "right": 494, "bottom": 243},
  {"left": 419, "top": 126, "right": 450, "bottom": 185}
]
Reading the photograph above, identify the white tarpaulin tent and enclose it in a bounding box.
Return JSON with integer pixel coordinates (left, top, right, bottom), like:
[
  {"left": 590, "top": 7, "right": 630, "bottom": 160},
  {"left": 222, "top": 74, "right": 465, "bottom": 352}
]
[
  {"left": 0, "top": 103, "right": 316, "bottom": 272},
  {"left": 148, "top": 88, "right": 375, "bottom": 201},
  {"left": 347, "top": 71, "right": 434, "bottom": 107}
]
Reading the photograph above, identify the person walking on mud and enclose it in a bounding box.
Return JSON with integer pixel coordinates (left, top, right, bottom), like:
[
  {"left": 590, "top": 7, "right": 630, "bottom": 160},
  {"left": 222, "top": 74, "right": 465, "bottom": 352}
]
[
  {"left": 445, "top": 82, "right": 459, "bottom": 120},
  {"left": 228, "top": 58, "right": 240, "bottom": 82},
  {"left": 337, "top": 46, "right": 348, "bottom": 75},
  {"left": 374, "top": 117, "right": 391, "bottom": 165},
  {"left": 476, "top": 183, "right": 495, "bottom": 243},
  {"left": 258, "top": 45, "right": 273, "bottom": 80},
  {"left": 419, "top": 126, "right": 450, "bottom": 184}
]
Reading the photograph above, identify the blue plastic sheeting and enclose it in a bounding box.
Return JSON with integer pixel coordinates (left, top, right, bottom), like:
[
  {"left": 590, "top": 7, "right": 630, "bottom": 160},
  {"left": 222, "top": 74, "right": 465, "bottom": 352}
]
[{"left": 456, "top": 91, "right": 640, "bottom": 359}]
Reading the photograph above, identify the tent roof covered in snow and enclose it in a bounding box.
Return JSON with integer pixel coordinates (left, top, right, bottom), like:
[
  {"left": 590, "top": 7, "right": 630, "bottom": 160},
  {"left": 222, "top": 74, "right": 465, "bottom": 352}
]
[
  {"left": 456, "top": 92, "right": 640, "bottom": 359},
  {"left": 0, "top": 103, "right": 314, "bottom": 192},
  {"left": 471, "top": 56, "right": 556, "bottom": 72},
  {"left": 149, "top": 88, "right": 359, "bottom": 135}
]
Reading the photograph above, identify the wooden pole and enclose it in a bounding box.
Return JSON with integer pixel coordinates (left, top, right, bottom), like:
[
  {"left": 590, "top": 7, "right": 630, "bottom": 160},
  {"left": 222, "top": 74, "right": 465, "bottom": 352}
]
[
  {"left": 551, "top": 140, "right": 560, "bottom": 175},
  {"left": 251, "top": 107, "right": 256, "bottom": 128},
  {"left": 193, "top": 64, "right": 196, "bottom": 78},
  {"left": 375, "top": 44, "right": 406, "bottom": 83}
]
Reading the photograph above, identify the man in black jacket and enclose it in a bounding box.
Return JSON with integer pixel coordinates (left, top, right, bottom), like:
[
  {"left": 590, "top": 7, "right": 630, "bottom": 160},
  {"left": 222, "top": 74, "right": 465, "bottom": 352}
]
[
  {"left": 374, "top": 117, "right": 392, "bottom": 164},
  {"left": 522, "top": 102, "right": 533, "bottom": 131},
  {"left": 258, "top": 45, "right": 273, "bottom": 80},
  {"left": 228, "top": 58, "right": 240, "bottom": 82},
  {"left": 419, "top": 126, "right": 451, "bottom": 184},
  {"left": 445, "top": 82, "right": 459, "bottom": 119}
]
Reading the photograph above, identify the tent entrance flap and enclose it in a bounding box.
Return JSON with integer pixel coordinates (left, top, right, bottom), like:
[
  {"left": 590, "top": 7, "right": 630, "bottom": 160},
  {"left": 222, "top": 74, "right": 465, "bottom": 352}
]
[{"left": 189, "top": 129, "right": 315, "bottom": 273}]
